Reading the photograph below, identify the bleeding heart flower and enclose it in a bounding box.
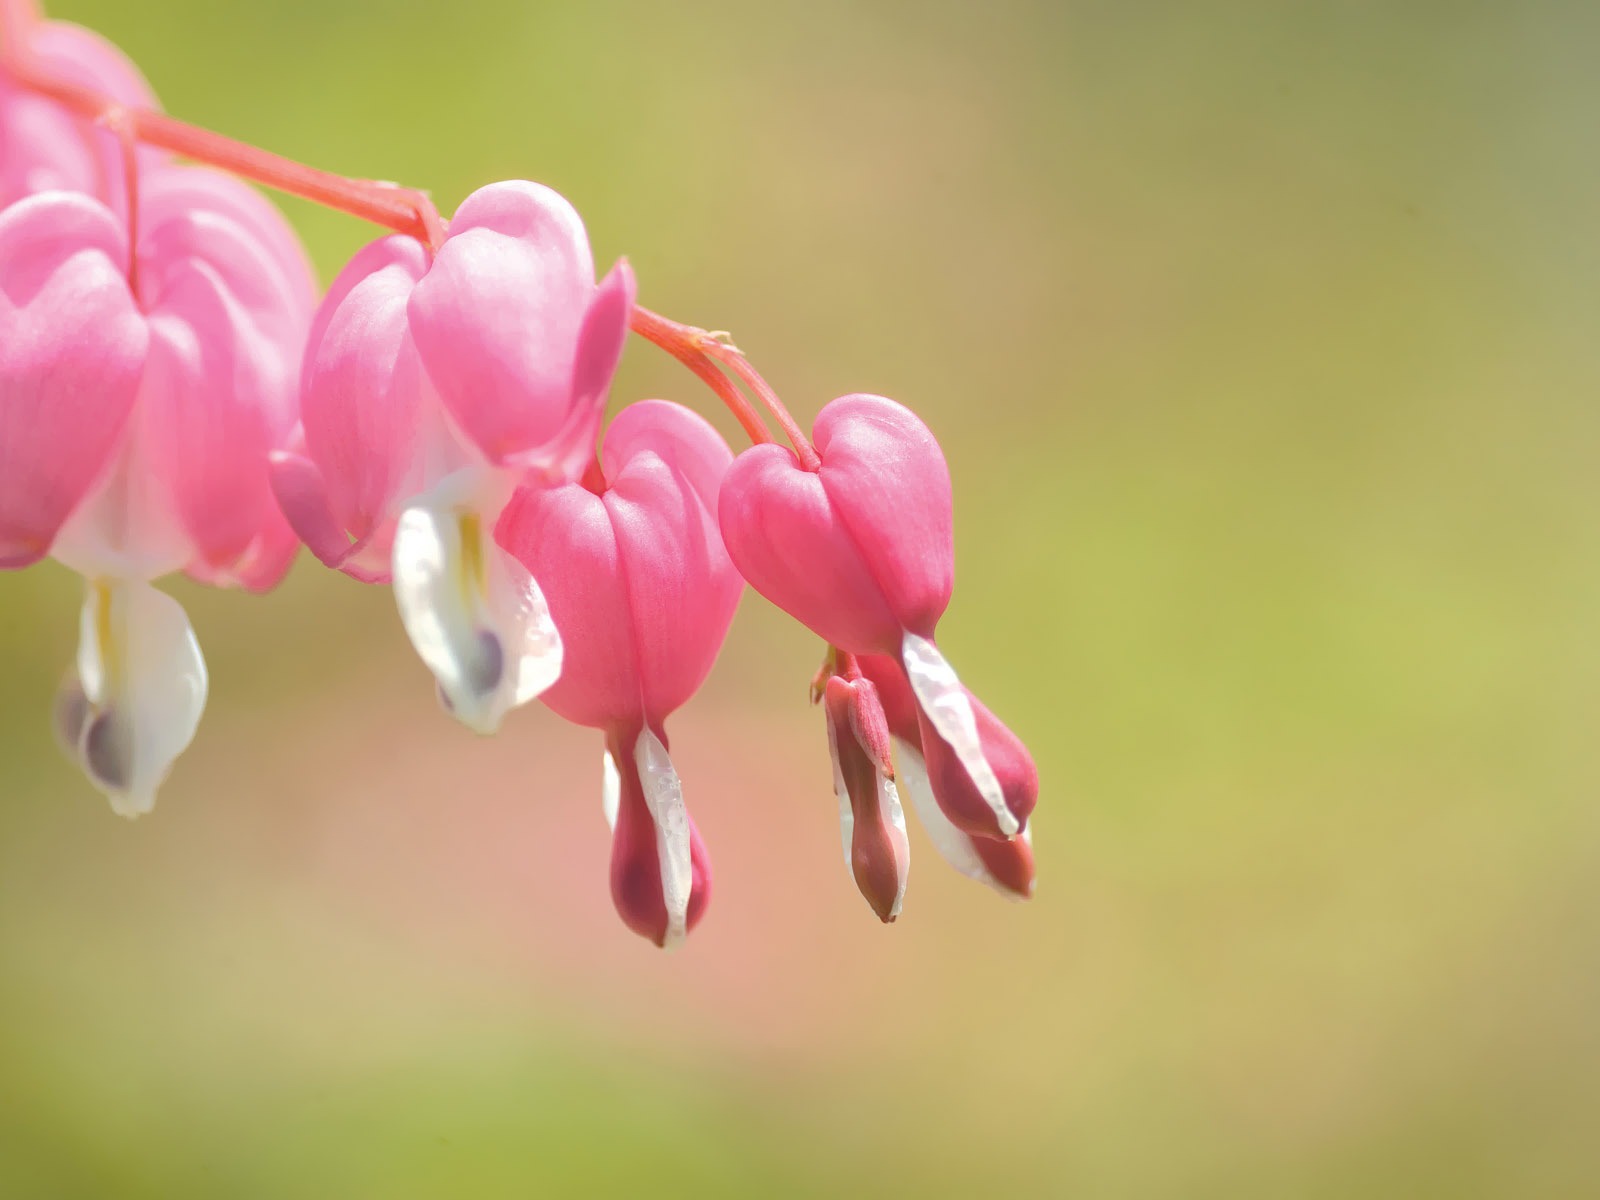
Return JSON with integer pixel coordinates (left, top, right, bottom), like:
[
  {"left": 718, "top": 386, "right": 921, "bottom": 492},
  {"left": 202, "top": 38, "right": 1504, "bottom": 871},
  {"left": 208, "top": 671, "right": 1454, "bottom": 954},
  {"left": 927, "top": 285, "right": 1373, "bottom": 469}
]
[
  {"left": 496, "top": 399, "right": 741, "bottom": 947},
  {"left": 718, "top": 392, "right": 1030, "bottom": 839},
  {"left": 0, "top": 164, "right": 314, "bottom": 816},
  {"left": 272, "top": 180, "right": 635, "bottom": 734},
  {"left": 857, "top": 652, "right": 1036, "bottom": 901}
]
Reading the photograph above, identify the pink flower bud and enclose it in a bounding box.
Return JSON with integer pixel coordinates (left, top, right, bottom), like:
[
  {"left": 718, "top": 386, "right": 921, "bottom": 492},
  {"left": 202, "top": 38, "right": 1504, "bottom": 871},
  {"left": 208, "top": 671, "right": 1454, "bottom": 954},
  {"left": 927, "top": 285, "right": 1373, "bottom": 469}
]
[
  {"left": 498, "top": 399, "right": 742, "bottom": 946},
  {"left": 604, "top": 725, "right": 714, "bottom": 949},
  {"left": 858, "top": 654, "right": 1036, "bottom": 900},
  {"left": 719, "top": 394, "right": 951, "bottom": 655},
  {"left": 719, "top": 393, "right": 1023, "bottom": 839},
  {"left": 822, "top": 671, "right": 910, "bottom": 923}
]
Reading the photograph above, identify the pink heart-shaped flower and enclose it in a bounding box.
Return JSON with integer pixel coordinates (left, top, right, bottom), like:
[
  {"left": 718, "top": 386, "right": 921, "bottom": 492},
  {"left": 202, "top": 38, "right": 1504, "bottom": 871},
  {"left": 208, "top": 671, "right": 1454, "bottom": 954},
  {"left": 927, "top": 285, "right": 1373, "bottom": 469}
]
[{"left": 717, "top": 393, "right": 952, "bottom": 655}]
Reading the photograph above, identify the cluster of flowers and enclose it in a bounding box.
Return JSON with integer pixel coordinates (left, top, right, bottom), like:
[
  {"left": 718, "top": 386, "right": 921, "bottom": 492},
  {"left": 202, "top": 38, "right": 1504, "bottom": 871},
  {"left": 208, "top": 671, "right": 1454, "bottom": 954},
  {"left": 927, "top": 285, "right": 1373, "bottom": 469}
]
[{"left": 0, "top": 8, "right": 1038, "bottom": 947}]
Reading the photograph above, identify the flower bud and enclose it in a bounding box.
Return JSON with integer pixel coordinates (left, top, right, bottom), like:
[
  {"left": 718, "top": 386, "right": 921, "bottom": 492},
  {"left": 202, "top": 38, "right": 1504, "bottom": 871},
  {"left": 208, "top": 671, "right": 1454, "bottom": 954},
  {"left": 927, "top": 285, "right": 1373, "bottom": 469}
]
[
  {"left": 823, "top": 671, "right": 910, "bottom": 922},
  {"left": 858, "top": 654, "right": 1036, "bottom": 900}
]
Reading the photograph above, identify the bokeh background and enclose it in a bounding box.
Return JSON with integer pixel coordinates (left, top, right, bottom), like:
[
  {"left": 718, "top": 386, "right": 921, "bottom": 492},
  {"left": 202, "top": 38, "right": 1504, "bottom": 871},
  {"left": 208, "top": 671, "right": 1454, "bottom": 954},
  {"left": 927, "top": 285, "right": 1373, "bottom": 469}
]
[{"left": 3, "top": 1, "right": 1599, "bottom": 1195}]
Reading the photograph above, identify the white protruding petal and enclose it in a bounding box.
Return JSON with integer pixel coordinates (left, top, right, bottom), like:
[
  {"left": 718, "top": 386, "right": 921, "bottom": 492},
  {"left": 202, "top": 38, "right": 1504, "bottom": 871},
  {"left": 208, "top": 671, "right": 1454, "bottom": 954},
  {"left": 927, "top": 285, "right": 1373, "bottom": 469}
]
[
  {"left": 896, "top": 738, "right": 1027, "bottom": 898},
  {"left": 876, "top": 775, "right": 910, "bottom": 919},
  {"left": 392, "top": 474, "right": 562, "bottom": 735},
  {"left": 601, "top": 747, "right": 621, "bottom": 832},
  {"left": 824, "top": 705, "right": 854, "bottom": 872},
  {"left": 633, "top": 729, "right": 692, "bottom": 951},
  {"left": 73, "top": 580, "right": 208, "bottom": 818},
  {"left": 901, "top": 631, "right": 1018, "bottom": 837}
]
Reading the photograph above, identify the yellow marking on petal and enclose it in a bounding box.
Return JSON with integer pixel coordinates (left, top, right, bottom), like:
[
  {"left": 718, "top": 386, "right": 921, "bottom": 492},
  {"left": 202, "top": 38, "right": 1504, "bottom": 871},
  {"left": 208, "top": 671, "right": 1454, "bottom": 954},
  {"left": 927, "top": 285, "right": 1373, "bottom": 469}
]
[
  {"left": 91, "top": 579, "right": 122, "bottom": 692},
  {"left": 456, "top": 511, "right": 485, "bottom": 609}
]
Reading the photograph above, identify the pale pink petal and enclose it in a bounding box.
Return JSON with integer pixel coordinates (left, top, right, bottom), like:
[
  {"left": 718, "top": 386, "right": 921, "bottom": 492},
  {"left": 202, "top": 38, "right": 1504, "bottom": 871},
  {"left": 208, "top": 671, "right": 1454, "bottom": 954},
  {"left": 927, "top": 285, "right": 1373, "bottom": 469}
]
[
  {"left": 408, "top": 180, "right": 597, "bottom": 466},
  {"left": 600, "top": 396, "right": 731, "bottom": 514},
  {"left": 29, "top": 21, "right": 167, "bottom": 213},
  {"left": 32, "top": 21, "right": 160, "bottom": 110},
  {"left": 519, "top": 257, "right": 636, "bottom": 482},
  {"left": 301, "top": 235, "right": 431, "bottom": 543},
  {"left": 268, "top": 448, "right": 389, "bottom": 579},
  {"left": 139, "top": 258, "right": 274, "bottom": 572},
  {"left": 0, "top": 193, "right": 145, "bottom": 567},
  {"left": 189, "top": 486, "right": 300, "bottom": 594},
  {"left": 0, "top": 92, "right": 99, "bottom": 203},
  {"left": 139, "top": 165, "right": 317, "bottom": 349}
]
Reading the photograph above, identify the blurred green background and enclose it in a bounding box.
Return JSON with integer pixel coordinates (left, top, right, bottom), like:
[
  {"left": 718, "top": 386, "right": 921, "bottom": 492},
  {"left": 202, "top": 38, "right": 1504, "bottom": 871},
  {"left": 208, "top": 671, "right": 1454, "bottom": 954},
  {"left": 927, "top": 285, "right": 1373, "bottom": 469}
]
[{"left": 3, "top": 0, "right": 1599, "bottom": 1195}]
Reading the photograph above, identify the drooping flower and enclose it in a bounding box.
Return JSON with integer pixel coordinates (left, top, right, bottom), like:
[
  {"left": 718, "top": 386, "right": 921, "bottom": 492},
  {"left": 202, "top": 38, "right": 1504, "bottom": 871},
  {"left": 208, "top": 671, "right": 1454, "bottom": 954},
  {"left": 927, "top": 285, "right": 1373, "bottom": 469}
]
[
  {"left": 0, "top": 164, "right": 315, "bottom": 815},
  {"left": 0, "top": 17, "right": 165, "bottom": 208},
  {"left": 857, "top": 652, "right": 1036, "bottom": 901},
  {"left": 271, "top": 180, "right": 635, "bottom": 733},
  {"left": 817, "top": 659, "right": 910, "bottom": 922},
  {"left": 496, "top": 399, "right": 741, "bottom": 947},
  {"left": 717, "top": 393, "right": 1036, "bottom": 840}
]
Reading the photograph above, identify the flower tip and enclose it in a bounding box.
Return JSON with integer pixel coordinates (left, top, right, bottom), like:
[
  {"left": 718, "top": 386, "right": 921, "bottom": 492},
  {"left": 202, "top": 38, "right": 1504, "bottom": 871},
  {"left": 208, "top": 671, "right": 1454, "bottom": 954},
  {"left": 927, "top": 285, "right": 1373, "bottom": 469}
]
[{"left": 108, "top": 789, "right": 156, "bottom": 820}]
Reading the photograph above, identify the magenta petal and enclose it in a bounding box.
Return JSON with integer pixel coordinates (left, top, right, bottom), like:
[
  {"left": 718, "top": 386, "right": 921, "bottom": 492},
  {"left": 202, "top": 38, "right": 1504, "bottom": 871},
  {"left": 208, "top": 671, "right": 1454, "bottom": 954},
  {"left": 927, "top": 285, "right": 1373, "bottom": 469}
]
[
  {"left": 719, "top": 441, "right": 901, "bottom": 654},
  {"left": 602, "top": 402, "right": 740, "bottom": 723},
  {"left": 301, "top": 235, "right": 432, "bottom": 542},
  {"left": 814, "top": 394, "right": 953, "bottom": 639},
  {"left": 0, "top": 193, "right": 145, "bottom": 567},
  {"left": 140, "top": 260, "right": 271, "bottom": 570},
  {"left": 500, "top": 401, "right": 740, "bottom": 731},
  {"left": 498, "top": 482, "right": 635, "bottom": 730},
  {"left": 408, "top": 180, "right": 598, "bottom": 466},
  {"left": 607, "top": 727, "right": 712, "bottom": 948},
  {"left": 269, "top": 450, "right": 358, "bottom": 567},
  {"left": 916, "top": 689, "right": 1039, "bottom": 839}
]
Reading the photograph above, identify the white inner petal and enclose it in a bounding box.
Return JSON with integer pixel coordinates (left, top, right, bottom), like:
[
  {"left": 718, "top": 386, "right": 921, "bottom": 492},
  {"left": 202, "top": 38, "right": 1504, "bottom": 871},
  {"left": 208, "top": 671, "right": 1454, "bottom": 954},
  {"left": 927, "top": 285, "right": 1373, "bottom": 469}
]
[
  {"left": 895, "top": 738, "right": 1014, "bottom": 897},
  {"left": 825, "top": 707, "right": 855, "bottom": 874},
  {"left": 878, "top": 773, "right": 910, "bottom": 919},
  {"left": 633, "top": 729, "right": 693, "bottom": 951},
  {"left": 52, "top": 393, "right": 192, "bottom": 584},
  {"left": 73, "top": 579, "right": 208, "bottom": 818},
  {"left": 901, "top": 631, "right": 1018, "bottom": 837},
  {"left": 601, "top": 746, "right": 621, "bottom": 831},
  {"left": 392, "top": 474, "right": 563, "bottom": 735}
]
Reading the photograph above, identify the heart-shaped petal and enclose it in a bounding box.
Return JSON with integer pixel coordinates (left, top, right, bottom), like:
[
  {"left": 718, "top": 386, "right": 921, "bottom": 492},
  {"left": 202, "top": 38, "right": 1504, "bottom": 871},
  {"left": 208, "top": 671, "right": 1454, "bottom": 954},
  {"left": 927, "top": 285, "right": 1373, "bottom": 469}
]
[
  {"left": 301, "top": 235, "right": 433, "bottom": 548},
  {"left": 408, "top": 180, "right": 599, "bottom": 468},
  {"left": 718, "top": 394, "right": 952, "bottom": 655},
  {"left": 0, "top": 193, "right": 147, "bottom": 568},
  {"left": 499, "top": 400, "right": 740, "bottom": 730}
]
